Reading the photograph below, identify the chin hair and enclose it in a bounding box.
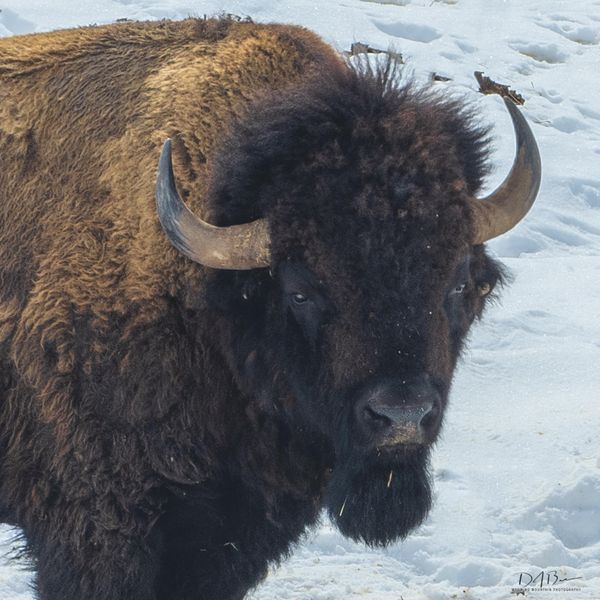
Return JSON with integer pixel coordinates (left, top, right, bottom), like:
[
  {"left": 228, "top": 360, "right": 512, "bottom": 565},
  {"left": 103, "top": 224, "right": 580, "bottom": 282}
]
[{"left": 324, "top": 447, "right": 432, "bottom": 547}]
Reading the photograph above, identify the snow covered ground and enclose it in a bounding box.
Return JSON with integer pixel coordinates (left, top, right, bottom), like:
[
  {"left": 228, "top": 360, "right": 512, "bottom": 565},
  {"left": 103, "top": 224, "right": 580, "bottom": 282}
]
[{"left": 1, "top": 0, "right": 599, "bottom": 598}]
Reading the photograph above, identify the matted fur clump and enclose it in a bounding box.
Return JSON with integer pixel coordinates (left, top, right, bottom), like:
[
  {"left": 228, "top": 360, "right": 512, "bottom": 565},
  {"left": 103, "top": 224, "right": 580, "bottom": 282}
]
[{"left": 210, "top": 58, "right": 491, "bottom": 228}]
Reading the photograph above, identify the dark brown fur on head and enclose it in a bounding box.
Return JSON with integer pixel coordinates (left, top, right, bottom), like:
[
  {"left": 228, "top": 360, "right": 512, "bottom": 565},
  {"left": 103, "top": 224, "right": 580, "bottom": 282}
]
[
  {"left": 206, "top": 58, "right": 505, "bottom": 546},
  {"left": 0, "top": 17, "right": 504, "bottom": 599}
]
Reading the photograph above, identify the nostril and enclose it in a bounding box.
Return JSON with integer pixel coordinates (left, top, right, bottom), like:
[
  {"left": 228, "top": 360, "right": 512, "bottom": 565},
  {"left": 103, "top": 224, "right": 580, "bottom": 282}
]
[
  {"left": 354, "top": 378, "right": 443, "bottom": 444},
  {"left": 419, "top": 402, "right": 440, "bottom": 433},
  {"left": 362, "top": 397, "right": 440, "bottom": 435},
  {"left": 363, "top": 404, "right": 392, "bottom": 429}
]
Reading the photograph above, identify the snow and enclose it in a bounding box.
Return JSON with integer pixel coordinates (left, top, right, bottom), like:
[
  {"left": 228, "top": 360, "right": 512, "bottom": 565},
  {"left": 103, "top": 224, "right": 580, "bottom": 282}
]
[{"left": 1, "top": 0, "right": 599, "bottom": 598}]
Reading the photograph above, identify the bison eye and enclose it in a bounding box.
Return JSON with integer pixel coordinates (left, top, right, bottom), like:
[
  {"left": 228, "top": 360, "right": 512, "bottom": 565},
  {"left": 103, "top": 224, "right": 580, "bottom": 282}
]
[
  {"left": 478, "top": 282, "right": 492, "bottom": 296},
  {"left": 292, "top": 292, "right": 308, "bottom": 305},
  {"left": 450, "top": 282, "right": 467, "bottom": 296}
]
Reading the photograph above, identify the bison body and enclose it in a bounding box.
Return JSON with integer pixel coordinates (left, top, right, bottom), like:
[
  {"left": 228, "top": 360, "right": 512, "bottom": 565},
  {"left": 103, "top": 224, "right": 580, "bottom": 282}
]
[{"left": 0, "top": 17, "right": 539, "bottom": 600}]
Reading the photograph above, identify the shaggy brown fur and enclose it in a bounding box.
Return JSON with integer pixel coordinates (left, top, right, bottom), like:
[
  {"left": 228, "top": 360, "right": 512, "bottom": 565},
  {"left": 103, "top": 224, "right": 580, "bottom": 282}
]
[
  {"left": 0, "top": 16, "right": 505, "bottom": 600},
  {"left": 0, "top": 18, "right": 343, "bottom": 599}
]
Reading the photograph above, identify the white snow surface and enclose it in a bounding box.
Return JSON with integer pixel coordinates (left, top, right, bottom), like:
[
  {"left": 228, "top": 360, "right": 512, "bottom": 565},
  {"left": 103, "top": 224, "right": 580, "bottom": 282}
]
[{"left": 1, "top": 0, "right": 599, "bottom": 598}]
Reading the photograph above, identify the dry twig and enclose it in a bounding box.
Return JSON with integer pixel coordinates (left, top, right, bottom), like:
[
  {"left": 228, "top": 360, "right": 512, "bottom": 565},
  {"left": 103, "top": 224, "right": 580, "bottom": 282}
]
[
  {"left": 474, "top": 71, "right": 525, "bottom": 105},
  {"left": 343, "top": 43, "right": 403, "bottom": 62}
]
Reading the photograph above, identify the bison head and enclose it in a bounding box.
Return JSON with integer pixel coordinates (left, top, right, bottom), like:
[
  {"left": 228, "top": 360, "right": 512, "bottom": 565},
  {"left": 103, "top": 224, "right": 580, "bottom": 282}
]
[{"left": 156, "top": 63, "right": 540, "bottom": 546}]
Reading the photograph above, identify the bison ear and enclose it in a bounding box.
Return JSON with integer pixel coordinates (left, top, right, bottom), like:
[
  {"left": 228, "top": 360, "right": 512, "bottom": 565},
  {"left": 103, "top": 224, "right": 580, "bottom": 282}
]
[{"left": 155, "top": 139, "right": 272, "bottom": 270}]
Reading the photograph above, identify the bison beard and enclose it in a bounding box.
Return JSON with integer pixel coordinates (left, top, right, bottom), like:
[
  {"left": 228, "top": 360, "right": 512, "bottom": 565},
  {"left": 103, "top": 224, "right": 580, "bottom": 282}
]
[{"left": 325, "top": 447, "right": 432, "bottom": 546}]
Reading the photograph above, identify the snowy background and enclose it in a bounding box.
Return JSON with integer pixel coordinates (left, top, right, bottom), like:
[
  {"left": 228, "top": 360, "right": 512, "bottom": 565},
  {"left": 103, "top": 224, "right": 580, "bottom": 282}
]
[{"left": 1, "top": 0, "right": 599, "bottom": 598}]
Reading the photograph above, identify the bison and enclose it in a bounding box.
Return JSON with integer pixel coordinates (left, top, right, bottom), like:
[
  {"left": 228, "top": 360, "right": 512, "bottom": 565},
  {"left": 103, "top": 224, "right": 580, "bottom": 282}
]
[{"left": 0, "top": 16, "right": 540, "bottom": 600}]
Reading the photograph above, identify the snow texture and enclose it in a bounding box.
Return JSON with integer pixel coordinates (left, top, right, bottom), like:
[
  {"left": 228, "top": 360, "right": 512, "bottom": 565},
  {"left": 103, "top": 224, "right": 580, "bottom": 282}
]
[{"left": 1, "top": 0, "right": 599, "bottom": 598}]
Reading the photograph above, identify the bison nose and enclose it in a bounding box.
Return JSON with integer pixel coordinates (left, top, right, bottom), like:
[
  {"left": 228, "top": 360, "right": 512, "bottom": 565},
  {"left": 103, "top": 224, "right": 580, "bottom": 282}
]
[{"left": 355, "top": 377, "right": 441, "bottom": 446}]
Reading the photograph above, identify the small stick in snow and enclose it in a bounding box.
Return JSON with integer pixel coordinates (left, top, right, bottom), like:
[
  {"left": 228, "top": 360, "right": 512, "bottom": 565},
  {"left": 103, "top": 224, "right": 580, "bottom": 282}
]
[
  {"left": 474, "top": 71, "right": 525, "bottom": 105},
  {"left": 342, "top": 43, "right": 403, "bottom": 63}
]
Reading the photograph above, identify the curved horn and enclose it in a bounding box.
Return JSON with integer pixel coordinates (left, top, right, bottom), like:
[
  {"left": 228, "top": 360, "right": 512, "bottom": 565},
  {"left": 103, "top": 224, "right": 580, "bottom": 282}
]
[
  {"left": 471, "top": 98, "right": 542, "bottom": 244},
  {"left": 155, "top": 139, "right": 271, "bottom": 270}
]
